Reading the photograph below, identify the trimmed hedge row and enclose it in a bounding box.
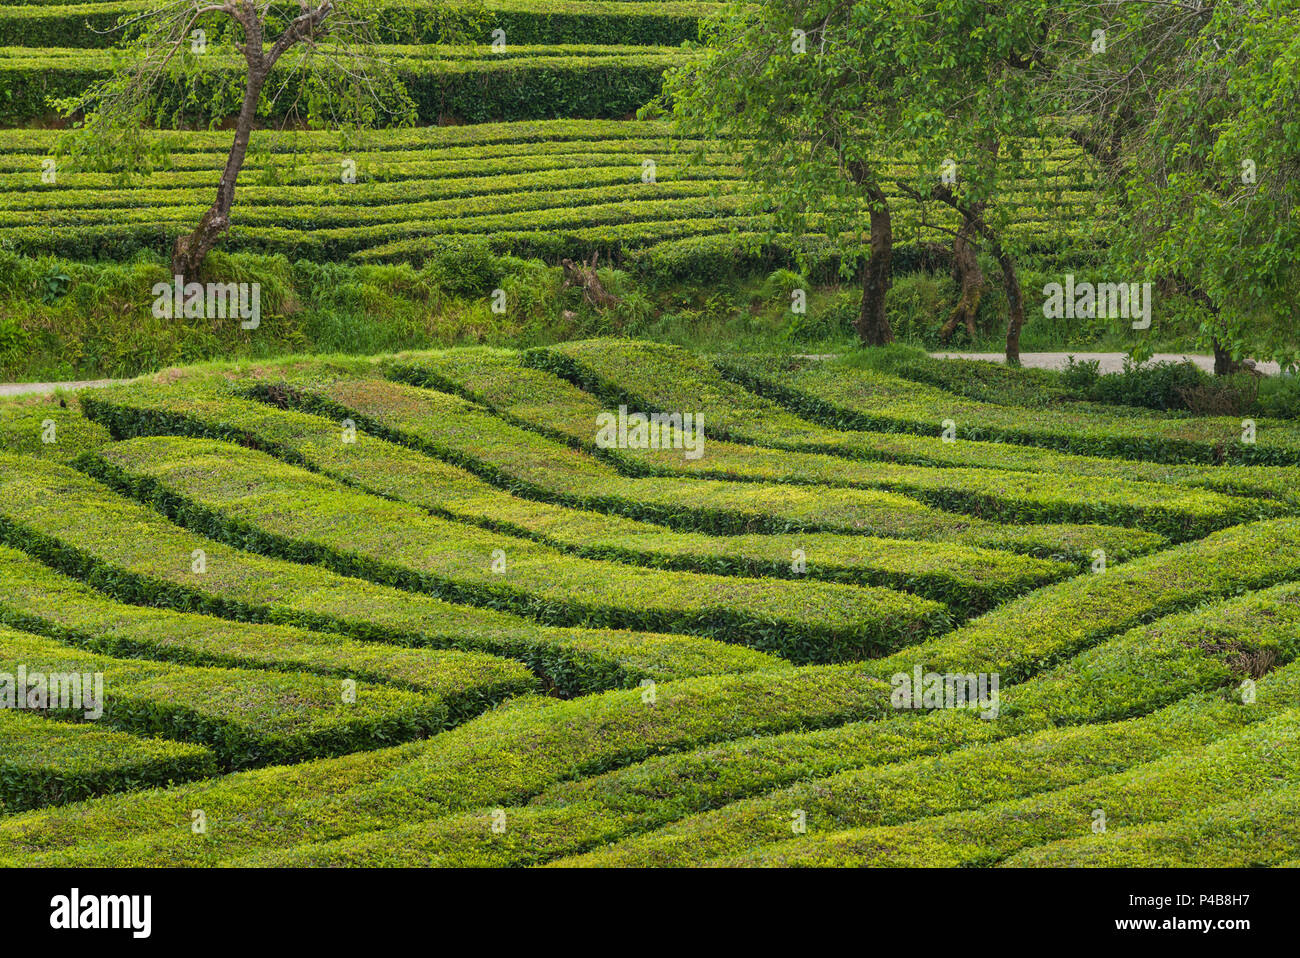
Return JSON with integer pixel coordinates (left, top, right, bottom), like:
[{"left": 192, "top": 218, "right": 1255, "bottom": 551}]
[
  {"left": 279, "top": 372, "right": 1166, "bottom": 562},
  {"left": 0, "top": 543, "right": 539, "bottom": 707},
  {"left": 0, "top": 625, "right": 451, "bottom": 769},
  {"left": 0, "top": 129, "right": 1084, "bottom": 189},
  {"left": 0, "top": 160, "right": 739, "bottom": 212},
  {"left": 81, "top": 379, "right": 1071, "bottom": 616},
  {"left": 226, "top": 582, "right": 1300, "bottom": 866},
  {"left": 721, "top": 352, "right": 1300, "bottom": 467},
  {"left": 0, "top": 193, "right": 753, "bottom": 262},
  {"left": 1003, "top": 784, "right": 1300, "bottom": 867},
  {"left": 867, "top": 518, "right": 1300, "bottom": 684},
  {"left": 0, "top": 452, "right": 783, "bottom": 693},
  {"left": 0, "top": 664, "right": 901, "bottom": 866},
  {"left": 556, "top": 696, "right": 1282, "bottom": 867},
  {"left": 0, "top": 44, "right": 685, "bottom": 126},
  {"left": 711, "top": 706, "right": 1300, "bottom": 866},
  {"left": 513, "top": 341, "right": 1300, "bottom": 501},
  {"left": 0, "top": 1, "right": 714, "bottom": 49},
  {"left": 0, "top": 400, "right": 111, "bottom": 464},
  {"left": 0, "top": 180, "right": 736, "bottom": 230},
  {"left": 83, "top": 434, "right": 950, "bottom": 663},
  {"left": 0, "top": 709, "right": 216, "bottom": 814},
  {"left": 531, "top": 340, "right": 1286, "bottom": 538},
  {"left": 0, "top": 121, "right": 1099, "bottom": 269},
  {"left": 389, "top": 350, "right": 1169, "bottom": 562},
  {"left": 995, "top": 580, "right": 1300, "bottom": 723},
  {"left": 0, "top": 167, "right": 1089, "bottom": 221},
  {"left": 0, "top": 198, "right": 1090, "bottom": 270},
  {"left": 0, "top": 119, "right": 1090, "bottom": 157},
  {"left": 7, "top": 586, "right": 1296, "bottom": 864}
]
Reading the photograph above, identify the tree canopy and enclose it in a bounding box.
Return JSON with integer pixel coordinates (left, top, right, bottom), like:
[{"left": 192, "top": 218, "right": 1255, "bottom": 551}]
[{"left": 663, "top": 0, "right": 1298, "bottom": 369}]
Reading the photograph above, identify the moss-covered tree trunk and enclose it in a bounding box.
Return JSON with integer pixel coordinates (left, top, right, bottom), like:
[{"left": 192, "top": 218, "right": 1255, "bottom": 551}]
[
  {"left": 856, "top": 181, "right": 894, "bottom": 346},
  {"left": 939, "top": 212, "right": 984, "bottom": 343}
]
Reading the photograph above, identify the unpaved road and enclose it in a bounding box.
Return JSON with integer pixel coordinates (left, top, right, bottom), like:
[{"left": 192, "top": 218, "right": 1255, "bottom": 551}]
[
  {"left": 0, "top": 379, "right": 120, "bottom": 397},
  {"left": 929, "top": 351, "right": 1283, "bottom": 376}
]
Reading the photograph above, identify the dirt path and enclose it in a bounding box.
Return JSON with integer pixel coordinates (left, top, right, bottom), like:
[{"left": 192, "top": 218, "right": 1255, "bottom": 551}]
[
  {"left": 0, "top": 379, "right": 120, "bottom": 398},
  {"left": 929, "top": 351, "right": 1283, "bottom": 376}
]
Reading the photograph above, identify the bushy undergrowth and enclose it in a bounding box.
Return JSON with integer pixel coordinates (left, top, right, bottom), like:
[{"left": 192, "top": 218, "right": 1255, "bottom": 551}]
[
  {"left": 844, "top": 346, "right": 1295, "bottom": 419},
  {"left": 1, "top": 246, "right": 1289, "bottom": 397}
]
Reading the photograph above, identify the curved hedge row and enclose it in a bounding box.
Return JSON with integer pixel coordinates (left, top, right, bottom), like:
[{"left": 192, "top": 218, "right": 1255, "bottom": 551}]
[
  {"left": 0, "top": 664, "right": 901, "bottom": 866},
  {"left": 0, "top": 452, "right": 783, "bottom": 693},
  {"left": 0, "top": 709, "right": 215, "bottom": 814},
  {"left": 1003, "top": 785, "right": 1300, "bottom": 867},
  {"left": 79, "top": 379, "right": 1072, "bottom": 616},
  {"left": 271, "top": 373, "right": 1168, "bottom": 561},
  {"left": 386, "top": 349, "right": 1169, "bottom": 560},
  {"left": 0, "top": 122, "right": 1100, "bottom": 274},
  {"left": 82, "top": 435, "right": 950, "bottom": 662},
  {"left": 223, "top": 583, "right": 1300, "bottom": 866},
  {"left": 865, "top": 517, "right": 1300, "bottom": 683},
  {"left": 0, "top": 625, "right": 452, "bottom": 769},
  {"left": 535, "top": 337, "right": 1289, "bottom": 519},
  {"left": 0, "top": 543, "right": 539, "bottom": 705},
  {"left": 0, "top": 401, "right": 112, "bottom": 464},
  {"left": 710, "top": 709, "right": 1300, "bottom": 866},
  {"left": 515, "top": 343, "right": 1286, "bottom": 538},
  {"left": 502, "top": 341, "right": 1299, "bottom": 501},
  {"left": 720, "top": 351, "right": 1300, "bottom": 467}
]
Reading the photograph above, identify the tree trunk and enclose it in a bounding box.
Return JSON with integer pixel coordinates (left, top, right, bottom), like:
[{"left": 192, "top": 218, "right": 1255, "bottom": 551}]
[
  {"left": 1212, "top": 337, "right": 1239, "bottom": 376},
  {"left": 938, "top": 213, "right": 984, "bottom": 344},
  {"left": 997, "top": 246, "right": 1024, "bottom": 366},
  {"left": 561, "top": 251, "right": 620, "bottom": 308},
  {"left": 171, "top": 65, "right": 268, "bottom": 281},
  {"left": 856, "top": 182, "right": 894, "bottom": 346}
]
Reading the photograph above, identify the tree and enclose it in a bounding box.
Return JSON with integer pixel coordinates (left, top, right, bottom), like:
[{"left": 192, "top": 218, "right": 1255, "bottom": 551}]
[
  {"left": 56, "top": 1, "right": 416, "bottom": 281},
  {"left": 1032, "top": 1, "right": 1298, "bottom": 373},
  {"left": 1105, "top": 1, "right": 1300, "bottom": 373},
  {"left": 659, "top": 0, "right": 912, "bottom": 345},
  {"left": 877, "top": 0, "right": 1063, "bottom": 366},
  {"left": 663, "top": 0, "right": 1061, "bottom": 361}
]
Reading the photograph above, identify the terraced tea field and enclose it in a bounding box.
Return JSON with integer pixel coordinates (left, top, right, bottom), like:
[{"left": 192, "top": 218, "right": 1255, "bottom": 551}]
[
  {"left": 0, "top": 121, "right": 1101, "bottom": 276},
  {"left": 1, "top": 338, "right": 1296, "bottom": 867}
]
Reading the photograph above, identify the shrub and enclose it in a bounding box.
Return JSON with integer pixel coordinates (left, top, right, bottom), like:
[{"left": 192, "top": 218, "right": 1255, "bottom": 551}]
[
  {"left": 1177, "top": 373, "right": 1259, "bottom": 417},
  {"left": 1088, "top": 359, "right": 1210, "bottom": 411},
  {"left": 1060, "top": 355, "right": 1101, "bottom": 393},
  {"left": 1256, "top": 372, "right": 1300, "bottom": 419},
  {"left": 427, "top": 237, "right": 503, "bottom": 296},
  {"left": 884, "top": 271, "right": 953, "bottom": 345},
  {"left": 760, "top": 268, "right": 808, "bottom": 303}
]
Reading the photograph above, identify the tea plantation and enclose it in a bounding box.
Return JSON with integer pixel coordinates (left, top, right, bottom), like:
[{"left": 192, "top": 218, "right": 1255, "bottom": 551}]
[
  {"left": 0, "top": 0, "right": 1295, "bottom": 875},
  {"left": 0, "top": 340, "right": 1297, "bottom": 866}
]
